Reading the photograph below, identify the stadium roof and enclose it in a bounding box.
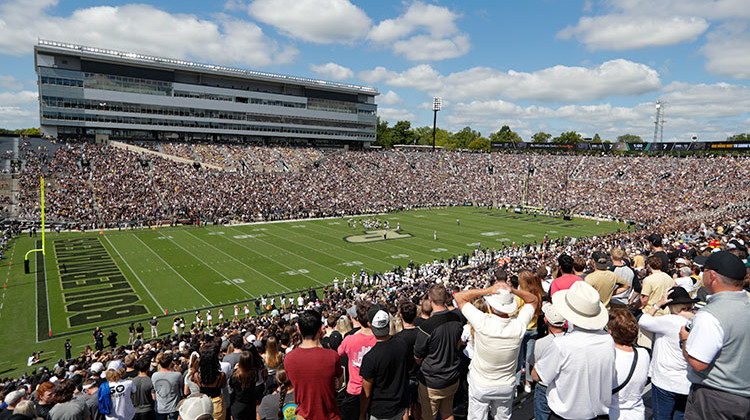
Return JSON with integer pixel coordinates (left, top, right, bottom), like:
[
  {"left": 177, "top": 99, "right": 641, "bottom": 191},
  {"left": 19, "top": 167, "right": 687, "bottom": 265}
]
[{"left": 36, "top": 39, "right": 379, "bottom": 96}]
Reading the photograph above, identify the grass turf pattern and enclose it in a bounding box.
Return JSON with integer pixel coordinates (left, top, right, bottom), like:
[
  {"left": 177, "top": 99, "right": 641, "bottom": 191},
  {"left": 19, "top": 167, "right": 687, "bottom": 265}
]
[{"left": 0, "top": 207, "right": 620, "bottom": 375}]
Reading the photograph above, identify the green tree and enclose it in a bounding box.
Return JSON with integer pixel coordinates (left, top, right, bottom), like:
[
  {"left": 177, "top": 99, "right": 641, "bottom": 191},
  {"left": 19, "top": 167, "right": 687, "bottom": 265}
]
[
  {"left": 727, "top": 133, "right": 750, "bottom": 142},
  {"left": 391, "top": 120, "right": 416, "bottom": 145},
  {"left": 414, "top": 126, "right": 451, "bottom": 147},
  {"left": 467, "top": 137, "right": 490, "bottom": 151},
  {"left": 375, "top": 117, "right": 394, "bottom": 148},
  {"left": 531, "top": 132, "right": 551, "bottom": 143},
  {"left": 489, "top": 125, "right": 522, "bottom": 143},
  {"left": 0, "top": 127, "right": 41, "bottom": 136},
  {"left": 617, "top": 134, "right": 643, "bottom": 143},
  {"left": 592, "top": 133, "right": 602, "bottom": 143},
  {"left": 449, "top": 126, "right": 481, "bottom": 149},
  {"left": 552, "top": 131, "right": 582, "bottom": 144}
]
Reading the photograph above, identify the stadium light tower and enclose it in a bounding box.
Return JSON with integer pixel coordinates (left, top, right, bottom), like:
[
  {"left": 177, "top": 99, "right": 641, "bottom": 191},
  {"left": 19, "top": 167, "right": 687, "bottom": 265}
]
[
  {"left": 653, "top": 100, "right": 665, "bottom": 143},
  {"left": 432, "top": 97, "right": 441, "bottom": 150}
]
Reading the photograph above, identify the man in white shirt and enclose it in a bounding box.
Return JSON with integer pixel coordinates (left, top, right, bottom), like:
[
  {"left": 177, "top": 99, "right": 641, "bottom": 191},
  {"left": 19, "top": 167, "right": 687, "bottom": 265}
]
[
  {"left": 453, "top": 281, "right": 538, "bottom": 419},
  {"left": 532, "top": 281, "right": 615, "bottom": 420}
]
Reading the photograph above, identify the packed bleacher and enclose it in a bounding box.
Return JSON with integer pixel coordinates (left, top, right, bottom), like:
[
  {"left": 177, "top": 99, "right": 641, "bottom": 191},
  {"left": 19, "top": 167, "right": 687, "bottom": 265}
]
[
  {"left": 11, "top": 141, "right": 750, "bottom": 230},
  {"left": 1, "top": 140, "right": 749, "bottom": 420}
]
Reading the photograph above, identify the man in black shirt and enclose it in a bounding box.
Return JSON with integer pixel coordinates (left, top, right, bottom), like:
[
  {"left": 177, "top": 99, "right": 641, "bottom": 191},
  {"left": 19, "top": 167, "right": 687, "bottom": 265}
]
[
  {"left": 395, "top": 301, "right": 421, "bottom": 418},
  {"left": 107, "top": 330, "right": 118, "bottom": 349},
  {"left": 414, "top": 283, "right": 464, "bottom": 420},
  {"left": 93, "top": 327, "right": 104, "bottom": 351},
  {"left": 646, "top": 233, "right": 670, "bottom": 274},
  {"left": 64, "top": 339, "right": 72, "bottom": 360},
  {"left": 360, "top": 305, "right": 410, "bottom": 420}
]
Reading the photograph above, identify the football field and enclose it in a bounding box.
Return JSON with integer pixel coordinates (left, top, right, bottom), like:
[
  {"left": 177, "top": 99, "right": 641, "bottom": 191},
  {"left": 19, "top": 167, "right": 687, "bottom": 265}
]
[{"left": 0, "top": 207, "right": 620, "bottom": 374}]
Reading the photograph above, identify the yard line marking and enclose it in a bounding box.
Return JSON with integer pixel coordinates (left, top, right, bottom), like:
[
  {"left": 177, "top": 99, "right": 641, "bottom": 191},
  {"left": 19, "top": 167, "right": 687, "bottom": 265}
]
[
  {"left": 312, "top": 222, "right": 438, "bottom": 260},
  {"left": 103, "top": 235, "right": 165, "bottom": 314},
  {"left": 132, "top": 235, "right": 214, "bottom": 306},
  {"left": 222, "top": 226, "right": 331, "bottom": 285},
  {"left": 162, "top": 233, "right": 256, "bottom": 298},
  {"left": 182, "top": 230, "right": 292, "bottom": 291}
]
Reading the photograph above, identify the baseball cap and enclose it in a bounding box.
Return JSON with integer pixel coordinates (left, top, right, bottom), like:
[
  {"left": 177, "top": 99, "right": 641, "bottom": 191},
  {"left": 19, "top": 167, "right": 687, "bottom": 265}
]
[
  {"left": 4, "top": 390, "right": 25, "bottom": 406},
  {"left": 675, "top": 258, "right": 688, "bottom": 265},
  {"left": 89, "top": 362, "right": 104, "bottom": 374},
  {"left": 367, "top": 305, "right": 391, "bottom": 337},
  {"left": 106, "top": 360, "right": 124, "bottom": 371},
  {"left": 542, "top": 302, "right": 566, "bottom": 327},
  {"left": 177, "top": 394, "right": 214, "bottom": 420},
  {"left": 705, "top": 251, "right": 746, "bottom": 282},
  {"left": 591, "top": 251, "right": 610, "bottom": 270}
]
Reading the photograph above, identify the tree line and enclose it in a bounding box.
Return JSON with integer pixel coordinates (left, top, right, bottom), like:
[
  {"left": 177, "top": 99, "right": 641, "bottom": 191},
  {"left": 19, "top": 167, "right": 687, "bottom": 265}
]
[{"left": 374, "top": 118, "right": 650, "bottom": 150}]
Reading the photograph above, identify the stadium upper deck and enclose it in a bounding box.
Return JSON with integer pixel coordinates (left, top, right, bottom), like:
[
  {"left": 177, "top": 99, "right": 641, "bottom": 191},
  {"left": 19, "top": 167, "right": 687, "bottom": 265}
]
[{"left": 34, "top": 40, "right": 378, "bottom": 146}]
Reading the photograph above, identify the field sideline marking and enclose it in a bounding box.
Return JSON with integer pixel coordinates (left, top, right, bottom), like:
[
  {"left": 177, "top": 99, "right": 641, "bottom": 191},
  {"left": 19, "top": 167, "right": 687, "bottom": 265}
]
[
  {"left": 102, "top": 235, "right": 165, "bottom": 314},
  {"left": 131, "top": 234, "right": 214, "bottom": 306},
  {"left": 161, "top": 233, "right": 256, "bottom": 298},
  {"left": 181, "top": 230, "right": 293, "bottom": 292},
  {"left": 222, "top": 226, "right": 332, "bottom": 286}
]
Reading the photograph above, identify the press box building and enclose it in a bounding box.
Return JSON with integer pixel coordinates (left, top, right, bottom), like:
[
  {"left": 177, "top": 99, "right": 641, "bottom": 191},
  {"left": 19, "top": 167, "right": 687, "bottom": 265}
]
[{"left": 34, "top": 40, "right": 378, "bottom": 147}]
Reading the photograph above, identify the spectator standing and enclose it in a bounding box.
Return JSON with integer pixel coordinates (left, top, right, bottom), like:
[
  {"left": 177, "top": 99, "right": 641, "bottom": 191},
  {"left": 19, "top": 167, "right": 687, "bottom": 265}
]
[
  {"left": 49, "top": 381, "right": 89, "bottom": 420},
  {"left": 640, "top": 256, "right": 674, "bottom": 315},
  {"left": 516, "top": 270, "right": 544, "bottom": 394},
  {"left": 222, "top": 335, "right": 243, "bottom": 369},
  {"left": 607, "top": 309, "right": 650, "bottom": 420},
  {"left": 532, "top": 281, "right": 615, "bottom": 420},
  {"left": 257, "top": 369, "right": 296, "bottom": 420},
  {"left": 105, "top": 360, "right": 136, "bottom": 420},
  {"left": 680, "top": 251, "right": 750, "bottom": 419},
  {"left": 359, "top": 305, "right": 410, "bottom": 420},
  {"left": 191, "top": 347, "right": 227, "bottom": 420},
  {"left": 414, "top": 283, "right": 464, "bottom": 420},
  {"left": 549, "top": 254, "right": 580, "bottom": 296},
  {"left": 152, "top": 353, "right": 182, "bottom": 420},
  {"left": 646, "top": 234, "right": 670, "bottom": 274},
  {"left": 638, "top": 287, "right": 697, "bottom": 420},
  {"left": 453, "top": 280, "right": 538, "bottom": 420},
  {"left": 610, "top": 248, "right": 635, "bottom": 309},
  {"left": 394, "top": 301, "right": 420, "bottom": 419},
  {"left": 228, "top": 351, "right": 257, "bottom": 420},
  {"left": 529, "top": 303, "right": 567, "bottom": 420},
  {"left": 585, "top": 251, "right": 629, "bottom": 310},
  {"left": 284, "top": 310, "right": 344, "bottom": 420},
  {"left": 131, "top": 358, "right": 155, "bottom": 420},
  {"left": 337, "top": 303, "right": 376, "bottom": 420}
]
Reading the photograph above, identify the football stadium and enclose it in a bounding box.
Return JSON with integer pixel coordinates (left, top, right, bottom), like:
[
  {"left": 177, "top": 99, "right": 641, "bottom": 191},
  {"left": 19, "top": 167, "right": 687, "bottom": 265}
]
[{"left": 1, "top": 2, "right": 749, "bottom": 420}]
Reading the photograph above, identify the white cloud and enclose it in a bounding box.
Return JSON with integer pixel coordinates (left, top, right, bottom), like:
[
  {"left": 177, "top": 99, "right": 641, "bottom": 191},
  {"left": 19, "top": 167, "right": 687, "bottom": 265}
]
[
  {"left": 248, "top": 0, "right": 371, "bottom": 44},
  {"left": 0, "top": 0, "right": 297, "bottom": 66},
  {"left": 310, "top": 62, "right": 354, "bottom": 80},
  {"left": 377, "top": 107, "right": 416, "bottom": 123},
  {"left": 361, "top": 59, "right": 661, "bottom": 102},
  {"left": 0, "top": 90, "right": 39, "bottom": 128},
  {"left": 377, "top": 91, "right": 403, "bottom": 106},
  {"left": 701, "top": 24, "right": 750, "bottom": 79},
  {"left": 367, "top": 1, "right": 470, "bottom": 61},
  {"left": 0, "top": 90, "right": 38, "bottom": 106},
  {"left": 558, "top": 15, "right": 708, "bottom": 50},
  {"left": 0, "top": 76, "right": 23, "bottom": 90},
  {"left": 441, "top": 81, "right": 750, "bottom": 141},
  {"left": 393, "top": 34, "right": 470, "bottom": 61}
]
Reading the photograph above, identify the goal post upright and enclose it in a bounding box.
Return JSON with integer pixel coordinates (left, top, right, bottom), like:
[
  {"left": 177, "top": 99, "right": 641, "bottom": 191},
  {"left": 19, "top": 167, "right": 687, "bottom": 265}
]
[{"left": 24, "top": 177, "right": 45, "bottom": 273}]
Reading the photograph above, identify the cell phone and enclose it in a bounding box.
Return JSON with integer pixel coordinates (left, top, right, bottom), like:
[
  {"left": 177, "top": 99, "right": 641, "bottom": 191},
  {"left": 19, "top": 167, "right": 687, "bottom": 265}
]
[{"left": 685, "top": 317, "right": 694, "bottom": 332}]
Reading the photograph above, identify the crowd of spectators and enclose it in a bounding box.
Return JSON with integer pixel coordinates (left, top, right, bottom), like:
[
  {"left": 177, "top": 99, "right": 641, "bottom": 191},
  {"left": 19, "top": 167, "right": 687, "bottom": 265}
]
[
  {"left": 1, "top": 211, "right": 747, "bottom": 419},
  {"left": 12, "top": 141, "right": 750, "bottom": 230}
]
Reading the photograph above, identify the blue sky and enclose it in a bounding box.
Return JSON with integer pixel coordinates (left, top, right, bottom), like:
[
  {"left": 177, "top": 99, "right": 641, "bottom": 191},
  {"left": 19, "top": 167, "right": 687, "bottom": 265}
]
[{"left": 1, "top": 0, "right": 749, "bottom": 141}]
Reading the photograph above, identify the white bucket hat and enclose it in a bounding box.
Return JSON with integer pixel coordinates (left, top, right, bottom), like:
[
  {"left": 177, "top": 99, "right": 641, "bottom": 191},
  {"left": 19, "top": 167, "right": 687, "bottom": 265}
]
[
  {"left": 551, "top": 281, "right": 608, "bottom": 330},
  {"left": 484, "top": 289, "right": 518, "bottom": 314}
]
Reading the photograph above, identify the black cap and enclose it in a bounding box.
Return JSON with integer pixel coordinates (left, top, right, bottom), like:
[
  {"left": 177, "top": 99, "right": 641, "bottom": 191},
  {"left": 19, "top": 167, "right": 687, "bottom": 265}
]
[
  {"left": 667, "top": 286, "right": 699, "bottom": 306},
  {"left": 705, "top": 251, "right": 746, "bottom": 282},
  {"left": 591, "top": 250, "right": 610, "bottom": 269}
]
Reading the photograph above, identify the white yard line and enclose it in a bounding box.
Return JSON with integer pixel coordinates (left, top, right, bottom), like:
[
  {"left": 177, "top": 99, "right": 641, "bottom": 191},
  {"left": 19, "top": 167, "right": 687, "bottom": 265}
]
[
  {"left": 163, "top": 234, "right": 256, "bottom": 298},
  {"left": 103, "top": 235, "right": 165, "bottom": 314},
  {"left": 183, "top": 230, "right": 293, "bottom": 291},
  {"left": 221, "top": 226, "right": 331, "bottom": 286},
  {"left": 131, "top": 234, "right": 214, "bottom": 306}
]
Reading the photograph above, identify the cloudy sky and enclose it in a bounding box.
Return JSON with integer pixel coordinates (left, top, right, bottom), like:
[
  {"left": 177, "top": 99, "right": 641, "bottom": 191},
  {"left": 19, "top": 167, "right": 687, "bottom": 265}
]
[{"left": 0, "top": 0, "right": 748, "bottom": 141}]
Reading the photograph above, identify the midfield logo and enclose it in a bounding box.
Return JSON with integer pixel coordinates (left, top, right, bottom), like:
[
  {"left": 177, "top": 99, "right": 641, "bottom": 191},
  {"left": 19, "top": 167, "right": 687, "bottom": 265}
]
[{"left": 344, "top": 229, "right": 413, "bottom": 243}]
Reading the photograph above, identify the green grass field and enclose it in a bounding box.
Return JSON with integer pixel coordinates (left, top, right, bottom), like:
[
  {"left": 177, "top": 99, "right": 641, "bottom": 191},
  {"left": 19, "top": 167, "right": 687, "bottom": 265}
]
[{"left": 0, "top": 207, "right": 620, "bottom": 375}]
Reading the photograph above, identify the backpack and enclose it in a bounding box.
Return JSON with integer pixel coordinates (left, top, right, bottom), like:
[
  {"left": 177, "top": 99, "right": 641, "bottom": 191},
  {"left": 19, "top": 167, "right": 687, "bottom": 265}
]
[{"left": 97, "top": 381, "right": 112, "bottom": 415}]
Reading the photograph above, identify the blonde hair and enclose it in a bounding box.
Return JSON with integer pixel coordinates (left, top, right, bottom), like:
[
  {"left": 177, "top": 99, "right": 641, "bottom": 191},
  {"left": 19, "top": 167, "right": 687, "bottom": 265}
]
[
  {"left": 105, "top": 368, "right": 123, "bottom": 383},
  {"left": 335, "top": 316, "right": 352, "bottom": 335},
  {"left": 14, "top": 400, "right": 37, "bottom": 418}
]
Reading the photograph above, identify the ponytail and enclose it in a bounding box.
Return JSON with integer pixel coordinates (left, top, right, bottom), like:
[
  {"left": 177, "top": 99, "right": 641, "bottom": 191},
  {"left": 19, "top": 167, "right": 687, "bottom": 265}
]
[{"left": 276, "top": 369, "right": 290, "bottom": 420}]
